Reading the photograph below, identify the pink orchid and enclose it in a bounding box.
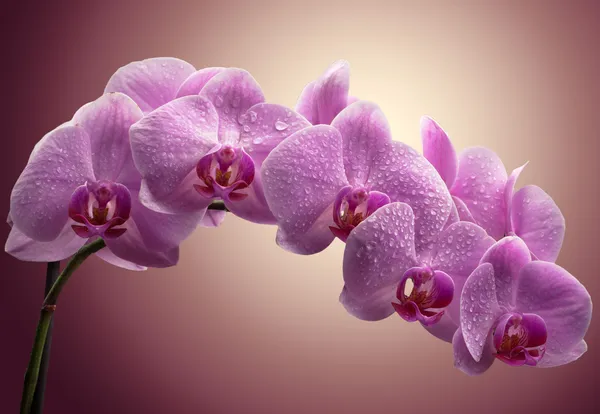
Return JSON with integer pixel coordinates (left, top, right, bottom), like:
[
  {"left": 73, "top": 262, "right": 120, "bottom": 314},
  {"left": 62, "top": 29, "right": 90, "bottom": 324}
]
[
  {"left": 421, "top": 116, "right": 565, "bottom": 261},
  {"left": 128, "top": 68, "right": 311, "bottom": 224},
  {"left": 6, "top": 93, "right": 201, "bottom": 270},
  {"left": 340, "top": 202, "right": 494, "bottom": 343},
  {"left": 453, "top": 237, "right": 591, "bottom": 374},
  {"left": 261, "top": 101, "right": 453, "bottom": 255},
  {"left": 295, "top": 60, "right": 358, "bottom": 125}
]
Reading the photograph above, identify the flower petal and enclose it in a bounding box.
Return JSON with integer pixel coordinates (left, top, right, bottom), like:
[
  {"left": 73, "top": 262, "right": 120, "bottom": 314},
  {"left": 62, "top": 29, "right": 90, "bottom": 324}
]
[
  {"left": 331, "top": 101, "right": 392, "bottom": 186},
  {"left": 200, "top": 209, "right": 227, "bottom": 227},
  {"left": 516, "top": 261, "right": 592, "bottom": 367},
  {"left": 420, "top": 116, "right": 458, "bottom": 189},
  {"left": 312, "top": 60, "right": 350, "bottom": 125},
  {"left": 367, "top": 141, "right": 453, "bottom": 255},
  {"left": 104, "top": 57, "right": 196, "bottom": 113},
  {"left": 199, "top": 68, "right": 265, "bottom": 143},
  {"left": 511, "top": 185, "right": 565, "bottom": 262},
  {"left": 503, "top": 162, "right": 528, "bottom": 233},
  {"left": 176, "top": 67, "right": 225, "bottom": 98},
  {"left": 5, "top": 223, "right": 85, "bottom": 262},
  {"left": 452, "top": 196, "right": 476, "bottom": 223},
  {"left": 423, "top": 314, "right": 459, "bottom": 343},
  {"left": 94, "top": 247, "right": 147, "bottom": 271},
  {"left": 341, "top": 202, "right": 419, "bottom": 320},
  {"left": 72, "top": 93, "right": 143, "bottom": 181},
  {"left": 239, "top": 103, "right": 311, "bottom": 166},
  {"left": 10, "top": 125, "right": 94, "bottom": 241},
  {"left": 129, "top": 96, "right": 219, "bottom": 214},
  {"left": 537, "top": 340, "right": 587, "bottom": 368},
  {"left": 432, "top": 221, "right": 495, "bottom": 322},
  {"left": 262, "top": 125, "right": 349, "bottom": 254},
  {"left": 480, "top": 236, "right": 531, "bottom": 308},
  {"left": 451, "top": 147, "right": 507, "bottom": 239},
  {"left": 452, "top": 328, "right": 495, "bottom": 376},
  {"left": 460, "top": 263, "right": 501, "bottom": 362},
  {"left": 295, "top": 81, "right": 317, "bottom": 124},
  {"left": 223, "top": 169, "right": 276, "bottom": 224}
]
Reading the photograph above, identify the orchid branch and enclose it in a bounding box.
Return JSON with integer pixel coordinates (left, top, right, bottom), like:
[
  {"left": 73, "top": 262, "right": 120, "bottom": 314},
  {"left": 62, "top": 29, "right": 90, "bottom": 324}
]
[{"left": 20, "top": 238, "right": 106, "bottom": 414}]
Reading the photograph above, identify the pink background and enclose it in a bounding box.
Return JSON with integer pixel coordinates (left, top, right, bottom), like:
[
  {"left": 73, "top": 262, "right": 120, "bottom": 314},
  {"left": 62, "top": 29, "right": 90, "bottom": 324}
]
[{"left": 2, "top": 1, "right": 599, "bottom": 413}]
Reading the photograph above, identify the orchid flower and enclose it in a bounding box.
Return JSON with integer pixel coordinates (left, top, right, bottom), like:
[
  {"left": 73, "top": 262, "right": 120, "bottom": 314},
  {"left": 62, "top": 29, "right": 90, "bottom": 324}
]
[
  {"left": 340, "top": 202, "right": 494, "bottom": 342},
  {"left": 105, "top": 57, "right": 227, "bottom": 227},
  {"left": 128, "top": 68, "right": 311, "bottom": 224},
  {"left": 295, "top": 60, "right": 358, "bottom": 125},
  {"left": 453, "top": 236, "right": 591, "bottom": 374},
  {"left": 261, "top": 101, "right": 453, "bottom": 255},
  {"left": 6, "top": 93, "right": 201, "bottom": 270},
  {"left": 421, "top": 117, "right": 565, "bottom": 261}
]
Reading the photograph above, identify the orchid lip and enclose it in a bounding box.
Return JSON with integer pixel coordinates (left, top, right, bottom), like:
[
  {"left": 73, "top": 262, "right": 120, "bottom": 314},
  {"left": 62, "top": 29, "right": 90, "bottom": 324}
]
[
  {"left": 492, "top": 312, "right": 547, "bottom": 367},
  {"left": 68, "top": 180, "right": 131, "bottom": 239},
  {"left": 392, "top": 267, "right": 454, "bottom": 326},
  {"left": 329, "top": 186, "right": 390, "bottom": 241},
  {"left": 195, "top": 145, "right": 255, "bottom": 202}
]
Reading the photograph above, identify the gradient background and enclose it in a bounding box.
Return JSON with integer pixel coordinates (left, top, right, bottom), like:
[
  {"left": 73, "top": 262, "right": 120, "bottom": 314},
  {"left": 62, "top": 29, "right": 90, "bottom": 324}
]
[{"left": 2, "top": 1, "right": 599, "bottom": 413}]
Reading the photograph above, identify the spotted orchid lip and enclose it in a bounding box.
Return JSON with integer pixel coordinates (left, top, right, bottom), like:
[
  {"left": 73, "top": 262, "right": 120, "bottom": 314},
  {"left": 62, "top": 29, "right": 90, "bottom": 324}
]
[
  {"left": 392, "top": 266, "right": 455, "bottom": 326},
  {"left": 329, "top": 186, "right": 390, "bottom": 242},
  {"left": 68, "top": 180, "right": 131, "bottom": 239},
  {"left": 194, "top": 144, "right": 255, "bottom": 202},
  {"left": 493, "top": 312, "right": 547, "bottom": 367}
]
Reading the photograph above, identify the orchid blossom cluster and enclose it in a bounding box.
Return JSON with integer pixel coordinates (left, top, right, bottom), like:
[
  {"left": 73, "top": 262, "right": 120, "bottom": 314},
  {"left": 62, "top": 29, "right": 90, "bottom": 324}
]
[{"left": 8, "top": 58, "right": 592, "bottom": 379}]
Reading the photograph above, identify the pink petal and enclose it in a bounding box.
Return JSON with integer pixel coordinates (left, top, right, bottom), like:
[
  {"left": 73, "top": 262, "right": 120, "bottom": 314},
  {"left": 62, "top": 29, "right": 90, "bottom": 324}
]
[
  {"left": 503, "top": 162, "right": 528, "bottom": 234},
  {"left": 367, "top": 141, "right": 453, "bottom": 256},
  {"left": 199, "top": 68, "right": 265, "bottom": 144},
  {"left": 432, "top": 222, "right": 495, "bottom": 323},
  {"left": 104, "top": 57, "right": 196, "bottom": 113},
  {"left": 312, "top": 60, "right": 350, "bottom": 125},
  {"left": 94, "top": 247, "right": 147, "bottom": 271},
  {"left": 341, "top": 203, "right": 419, "bottom": 321},
  {"left": 331, "top": 101, "right": 392, "bottom": 186},
  {"left": 10, "top": 125, "right": 95, "bottom": 241},
  {"left": 239, "top": 103, "right": 311, "bottom": 167},
  {"left": 452, "top": 328, "right": 495, "bottom": 376},
  {"left": 516, "top": 261, "right": 592, "bottom": 367},
  {"left": 200, "top": 209, "right": 227, "bottom": 227},
  {"left": 294, "top": 81, "right": 316, "bottom": 124},
  {"left": 129, "top": 96, "right": 219, "bottom": 214},
  {"left": 261, "top": 125, "right": 349, "bottom": 254},
  {"left": 223, "top": 170, "right": 276, "bottom": 224},
  {"left": 73, "top": 93, "right": 143, "bottom": 182},
  {"left": 423, "top": 314, "right": 459, "bottom": 343},
  {"left": 480, "top": 236, "right": 531, "bottom": 308},
  {"left": 511, "top": 185, "right": 565, "bottom": 262},
  {"left": 451, "top": 147, "right": 508, "bottom": 239},
  {"left": 420, "top": 116, "right": 458, "bottom": 189},
  {"left": 176, "top": 67, "right": 226, "bottom": 98},
  {"left": 460, "top": 263, "right": 501, "bottom": 362},
  {"left": 537, "top": 340, "right": 587, "bottom": 368},
  {"left": 452, "top": 196, "right": 475, "bottom": 223},
  {"left": 5, "top": 223, "right": 85, "bottom": 262}
]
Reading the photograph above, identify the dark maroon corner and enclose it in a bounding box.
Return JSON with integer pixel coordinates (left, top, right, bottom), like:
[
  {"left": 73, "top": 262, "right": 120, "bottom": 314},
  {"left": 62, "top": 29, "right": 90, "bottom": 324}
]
[{"left": 2, "top": 1, "right": 600, "bottom": 413}]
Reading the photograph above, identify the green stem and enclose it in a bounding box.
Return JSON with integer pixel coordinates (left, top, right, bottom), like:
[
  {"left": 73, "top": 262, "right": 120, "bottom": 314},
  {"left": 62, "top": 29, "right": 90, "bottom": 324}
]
[
  {"left": 208, "top": 201, "right": 229, "bottom": 211},
  {"left": 30, "top": 261, "right": 60, "bottom": 414},
  {"left": 20, "top": 239, "right": 106, "bottom": 414}
]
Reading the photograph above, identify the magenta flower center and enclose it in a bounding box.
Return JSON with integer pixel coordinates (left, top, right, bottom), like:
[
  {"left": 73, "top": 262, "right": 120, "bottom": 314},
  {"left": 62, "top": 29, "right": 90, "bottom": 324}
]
[
  {"left": 392, "top": 266, "right": 454, "bottom": 326},
  {"left": 194, "top": 145, "right": 255, "bottom": 202},
  {"left": 493, "top": 312, "right": 547, "bottom": 367},
  {"left": 329, "top": 186, "right": 390, "bottom": 242},
  {"left": 68, "top": 180, "right": 132, "bottom": 239}
]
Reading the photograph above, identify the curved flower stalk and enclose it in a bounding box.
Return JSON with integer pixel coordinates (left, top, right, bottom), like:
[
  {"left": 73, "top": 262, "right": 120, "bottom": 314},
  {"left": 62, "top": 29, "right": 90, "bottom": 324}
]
[
  {"left": 105, "top": 57, "right": 228, "bottom": 227},
  {"left": 341, "top": 202, "right": 494, "bottom": 342},
  {"left": 261, "top": 101, "right": 453, "bottom": 254},
  {"left": 453, "top": 237, "right": 592, "bottom": 374},
  {"left": 7, "top": 93, "right": 201, "bottom": 269},
  {"left": 129, "top": 68, "right": 311, "bottom": 224},
  {"left": 421, "top": 117, "right": 565, "bottom": 261},
  {"left": 295, "top": 60, "right": 358, "bottom": 125}
]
